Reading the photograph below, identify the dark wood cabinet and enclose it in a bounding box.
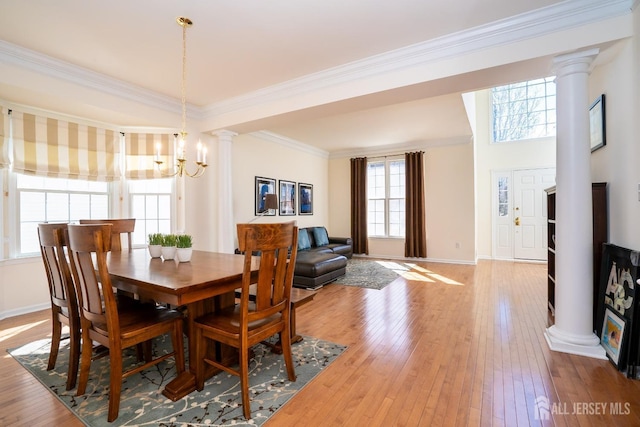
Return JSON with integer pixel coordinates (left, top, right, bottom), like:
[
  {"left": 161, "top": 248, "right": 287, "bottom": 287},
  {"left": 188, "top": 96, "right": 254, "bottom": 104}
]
[{"left": 545, "top": 183, "right": 608, "bottom": 330}]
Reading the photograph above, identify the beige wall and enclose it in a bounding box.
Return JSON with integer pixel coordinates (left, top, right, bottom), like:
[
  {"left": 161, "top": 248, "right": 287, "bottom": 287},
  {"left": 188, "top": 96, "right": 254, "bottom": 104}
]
[
  {"left": 589, "top": 11, "right": 640, "bottom": 251},
  {"left": 231, "top": 133, "right": 330, "bottom": 249},
  {"left": 328, "top": 141, "right": 476, "bottom": 263}
]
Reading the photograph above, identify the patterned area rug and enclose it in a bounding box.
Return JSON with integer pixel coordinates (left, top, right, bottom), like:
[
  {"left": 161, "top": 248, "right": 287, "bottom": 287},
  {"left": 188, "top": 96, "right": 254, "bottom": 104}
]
[
  {"left": 8, "top": 334, "right": 346, "bottom": 427},
  {"left": 333, "top": 258, "right": 408, "bottom": 290}
]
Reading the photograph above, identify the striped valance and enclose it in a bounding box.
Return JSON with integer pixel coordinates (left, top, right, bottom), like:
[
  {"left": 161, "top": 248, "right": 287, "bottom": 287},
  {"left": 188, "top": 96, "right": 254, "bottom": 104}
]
[
  {"left": 125, "top": 133, "right": 175, "bottom": 179},
  {"left": 0, "top": 108, "right": 8, "bottom": 168},
  {"left": 11, "top": 111, "right": 120, "bottom": 181}
]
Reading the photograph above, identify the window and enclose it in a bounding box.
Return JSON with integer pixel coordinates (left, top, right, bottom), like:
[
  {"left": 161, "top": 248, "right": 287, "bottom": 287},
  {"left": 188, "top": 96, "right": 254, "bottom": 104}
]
[
  {"left": 129, "top": 178, "right": 173, "bottom": 246},
  {"left": 492, "top": 77, "right": 556, "bottom": 143},
  {"left": 498, "top": 176, "right": 509, "bottom": 217},
  {"left": 367, "top": 159, "right": 405, "bottom": 237},
  {"left": 16, "top": 174, "right": 109, "bottom": 255}
]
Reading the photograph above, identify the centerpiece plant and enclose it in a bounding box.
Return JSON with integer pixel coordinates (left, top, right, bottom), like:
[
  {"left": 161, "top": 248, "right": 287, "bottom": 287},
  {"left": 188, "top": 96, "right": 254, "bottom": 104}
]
[
  {"left": 161, "top": 234, "right": 178, "bottom": 260},
  {"left": 148, "top": 233, "right": 164, "bottom": 258},
  {"left": 176, "top": 234, "right": 193, "bottom": 262}
]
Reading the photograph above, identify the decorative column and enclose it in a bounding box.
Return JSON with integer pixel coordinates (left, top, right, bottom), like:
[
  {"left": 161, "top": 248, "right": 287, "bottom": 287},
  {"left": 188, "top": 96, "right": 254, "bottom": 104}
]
[
  {"left": 214, "top": 130, "right": 237, "bottom": 254},
  {"left": 545, "top": 48, "right": 606, "bottom": 359}
]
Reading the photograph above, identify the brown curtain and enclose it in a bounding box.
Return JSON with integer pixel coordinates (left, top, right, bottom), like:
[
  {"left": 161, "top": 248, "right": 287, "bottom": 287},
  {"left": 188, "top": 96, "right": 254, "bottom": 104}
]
[
  {"left": 405, "top": 151, "right": 427, "bottom": 258},
  {"left": 350, "top": 157, "right": 368, "bottom": 255}
]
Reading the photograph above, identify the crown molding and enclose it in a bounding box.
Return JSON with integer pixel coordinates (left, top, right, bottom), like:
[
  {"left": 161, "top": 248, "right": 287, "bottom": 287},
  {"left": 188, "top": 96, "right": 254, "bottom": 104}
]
[
  {"left": 0, "top": 39, "right": 205, "bottom": 120},
  {"left": 0, "top": 0, "right": 632, "bottom": 125},
  {"left": 328, "top": 136, "right": 472, "bottom": 160},
  {"left": 249, "top": 131, "right": 330, "bottom": 159},
  {"left": 204, "top": 0, "right": 633, "bottom": 119}
]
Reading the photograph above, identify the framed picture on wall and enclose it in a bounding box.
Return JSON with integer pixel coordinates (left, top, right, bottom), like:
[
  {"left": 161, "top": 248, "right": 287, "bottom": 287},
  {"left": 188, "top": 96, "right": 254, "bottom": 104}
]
[
  {"left": 279, "top": 180, "right": 296, "bottom": 216},
  {"left": 589, "top": 94, "right": 606, "bottom": 152},
  {"left": 299, "top": 183, "right": 313, "bottom": 215},
  {"left": 255, "top": 176, "right": 276, "bottom": 216}
]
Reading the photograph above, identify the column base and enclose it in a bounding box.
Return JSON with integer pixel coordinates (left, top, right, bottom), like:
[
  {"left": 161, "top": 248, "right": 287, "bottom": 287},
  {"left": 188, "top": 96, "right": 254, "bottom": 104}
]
[{"left": 545, "top": 325, "right": 607, "bottom": 360}]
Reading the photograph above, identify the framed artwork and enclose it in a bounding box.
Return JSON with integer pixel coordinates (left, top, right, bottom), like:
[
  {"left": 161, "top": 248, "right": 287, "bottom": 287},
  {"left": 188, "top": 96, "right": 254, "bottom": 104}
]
[
  {"left": 589, "top": 94, "right": 606, "bottom": 152},
  {"left": 255, "top": 176, "right": 276, "bottom": 216},
  {"left": 278, "top": 180, "right": 296, "bottom": 216},
  {"left": 601, "top": 307, "right": 626, "bottom": 367},
  {"left": 299, "top": 183, "right": 313, "bottom": 215}
]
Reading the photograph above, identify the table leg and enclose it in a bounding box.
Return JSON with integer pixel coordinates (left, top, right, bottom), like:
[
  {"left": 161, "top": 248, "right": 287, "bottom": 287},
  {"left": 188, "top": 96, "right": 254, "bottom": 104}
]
[{"left": 162, "top": 292, "right": 236, "bottom": 401}]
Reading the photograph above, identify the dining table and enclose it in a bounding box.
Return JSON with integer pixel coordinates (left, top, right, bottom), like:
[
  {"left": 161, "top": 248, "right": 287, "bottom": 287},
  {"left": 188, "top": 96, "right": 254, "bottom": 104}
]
[{"left": 106, "top": 248, "right": 259, "bottom": 400}]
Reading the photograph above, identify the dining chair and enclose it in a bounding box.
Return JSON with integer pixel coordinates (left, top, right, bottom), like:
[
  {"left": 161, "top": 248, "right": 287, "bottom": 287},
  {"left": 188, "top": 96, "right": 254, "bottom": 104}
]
[
  {"left": 37, "top": 222, "right": 81, "bottom": 390},
  {"left": 79, "top": 218, "right": 135, "bottom": 252},
  {"left": 67, "top": 223, "right": 186, "bottom": 422},
  {"left": 194, "top": 222, "right": 298, "bottom": 420}
]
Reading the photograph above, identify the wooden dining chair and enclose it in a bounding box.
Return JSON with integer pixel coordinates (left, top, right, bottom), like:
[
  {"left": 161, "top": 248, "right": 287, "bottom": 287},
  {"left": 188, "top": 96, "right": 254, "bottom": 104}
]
[
  {"left": 66, "top": 223, "right": 185, "bottom": 422},
  {"left": 79, "top": 218, "right": 135, "bottom": 252},
  {"left": 37, "top": 222, "right": 81, "bottom": 390},
  {"left": 194, "top": 222, "right": 298, "bottom": 420}
]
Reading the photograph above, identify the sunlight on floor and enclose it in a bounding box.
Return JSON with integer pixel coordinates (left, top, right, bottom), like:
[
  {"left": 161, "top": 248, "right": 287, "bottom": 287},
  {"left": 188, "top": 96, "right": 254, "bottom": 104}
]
[
  {"left": 0, "top": 319, "right": 49, "bottom": 343},
  {"left": 379, "top": 262, "right": 465, "bottom": 286}
]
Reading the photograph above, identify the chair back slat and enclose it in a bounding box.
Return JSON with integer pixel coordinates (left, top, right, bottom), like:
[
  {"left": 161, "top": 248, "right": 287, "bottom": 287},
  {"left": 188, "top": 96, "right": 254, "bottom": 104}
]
[
  {"left": 67, "top": 224, "right": 116, "bottom": 331},
  {"left": 38, "top": 223, "right": 75, "bottom": 309},
  {"left": 79, "top": 218, "right": 135, "bottom": 252},
  {"left": 237, "top": 222, "right": 298, "bottom": 320}
]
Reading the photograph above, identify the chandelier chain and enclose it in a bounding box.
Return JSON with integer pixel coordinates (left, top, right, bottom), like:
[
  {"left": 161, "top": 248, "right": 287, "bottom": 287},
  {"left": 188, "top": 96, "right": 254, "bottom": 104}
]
[{"left": 181, "top": 21, "right": 187, "bottom": 137}]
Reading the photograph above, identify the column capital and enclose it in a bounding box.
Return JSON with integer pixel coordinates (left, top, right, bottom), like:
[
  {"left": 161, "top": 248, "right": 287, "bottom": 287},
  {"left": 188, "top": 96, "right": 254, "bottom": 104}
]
[
  {"left": 212, "top": 129, "right": 237, "bottom": 142},
  {"left": 552, "top": 48, "right": 599, "bottom": 77}
]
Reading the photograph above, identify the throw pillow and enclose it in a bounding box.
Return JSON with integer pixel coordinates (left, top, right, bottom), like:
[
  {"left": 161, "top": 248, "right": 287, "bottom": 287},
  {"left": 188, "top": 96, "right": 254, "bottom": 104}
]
[
  {"left": 298, "top": 228, "right": 311, "bottom": 250},
  {"left": 313, "top": 227, "right": 330, "bottom": 247}
]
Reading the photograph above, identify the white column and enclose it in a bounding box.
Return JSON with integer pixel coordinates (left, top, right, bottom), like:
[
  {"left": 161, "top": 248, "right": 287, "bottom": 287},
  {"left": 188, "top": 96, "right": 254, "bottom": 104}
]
[
  {"left": 545, "top": 48, "right": 606, "bottom": 359},
  {"left": 214, "top": 130, "right": 237, "bottom": 254}
]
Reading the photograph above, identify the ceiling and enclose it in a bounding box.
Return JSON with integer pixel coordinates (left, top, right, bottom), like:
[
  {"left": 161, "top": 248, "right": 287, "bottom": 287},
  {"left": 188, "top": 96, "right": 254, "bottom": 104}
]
[{"left": 0, "top": 0, "right": 629, "bottom": 154}]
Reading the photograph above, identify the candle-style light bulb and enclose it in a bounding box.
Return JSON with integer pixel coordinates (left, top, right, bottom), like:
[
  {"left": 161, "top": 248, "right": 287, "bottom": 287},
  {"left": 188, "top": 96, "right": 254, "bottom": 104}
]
[{"left": 196, "top": 141, "right": 202, "bottom": 163}]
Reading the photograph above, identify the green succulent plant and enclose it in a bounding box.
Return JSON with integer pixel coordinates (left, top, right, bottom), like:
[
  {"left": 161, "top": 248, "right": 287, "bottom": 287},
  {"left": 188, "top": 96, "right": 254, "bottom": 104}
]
[{"left": 176, "top": 234, "right": 193, "bottom": 249}]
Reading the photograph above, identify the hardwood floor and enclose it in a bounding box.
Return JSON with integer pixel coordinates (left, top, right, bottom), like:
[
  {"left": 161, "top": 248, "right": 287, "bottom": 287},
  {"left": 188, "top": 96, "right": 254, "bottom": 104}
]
[{"left": 2, "top": 260, "right": 640, "bottom": 426}]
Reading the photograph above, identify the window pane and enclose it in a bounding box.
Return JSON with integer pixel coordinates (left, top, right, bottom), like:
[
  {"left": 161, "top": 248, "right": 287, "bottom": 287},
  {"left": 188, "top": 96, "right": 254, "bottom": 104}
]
[
  {"left": 20, "top": 192, "right": 46, "bottom": 222},
  {"left": 492, "top": 77, "right": 556, "bottom": 142},
  {"left": 47, "top": 193, "right": 69, "bottom": 222},
  {"left": 70, "top": 194, "right": 90, "bottom": 221}
]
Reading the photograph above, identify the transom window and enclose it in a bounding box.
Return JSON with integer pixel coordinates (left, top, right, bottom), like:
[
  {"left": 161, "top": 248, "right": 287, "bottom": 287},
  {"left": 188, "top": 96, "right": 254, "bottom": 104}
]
[
  {"left": 492, "top": 77, "right": 556, "bottom": 143},
  {"left": 367, "top": 159, "right": 405, "bottom": 237}
]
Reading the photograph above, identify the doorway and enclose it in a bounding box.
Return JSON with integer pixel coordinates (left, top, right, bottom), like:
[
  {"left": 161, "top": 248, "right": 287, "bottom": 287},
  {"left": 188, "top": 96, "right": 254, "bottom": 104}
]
[{"left": 492, "top": 167, "right": 556, "bottom": 261}]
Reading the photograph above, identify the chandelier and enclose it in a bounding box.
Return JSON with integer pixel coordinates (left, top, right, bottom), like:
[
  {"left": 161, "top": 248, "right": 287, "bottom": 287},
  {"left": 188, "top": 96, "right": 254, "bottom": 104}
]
[{"left": 155, "top": 16, "right": 207, "bottom": 178}]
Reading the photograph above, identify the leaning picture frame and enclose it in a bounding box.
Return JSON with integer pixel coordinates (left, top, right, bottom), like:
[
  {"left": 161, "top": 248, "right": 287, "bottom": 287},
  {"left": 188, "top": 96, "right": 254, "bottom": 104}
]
[
  {"left": 255, "top": 176, "right": 276, "bottom": 216},
  {"left": 589, "top": 94, "right": 606, "bottom": 152},
  {"left": 279, "top": 180, "right": 296, "bottom": 216},
  {"left": 601, "top": 307, "right": 626, "bottom": 368},
  {"left": 299, "top": 183, "right": 313, "bottom": 215}
]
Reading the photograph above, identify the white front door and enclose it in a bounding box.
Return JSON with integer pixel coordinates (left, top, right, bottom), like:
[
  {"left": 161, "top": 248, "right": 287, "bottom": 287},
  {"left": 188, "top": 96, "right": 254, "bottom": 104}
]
[{"left": 513, "top": 168, "right": 556, "bottom": 260}]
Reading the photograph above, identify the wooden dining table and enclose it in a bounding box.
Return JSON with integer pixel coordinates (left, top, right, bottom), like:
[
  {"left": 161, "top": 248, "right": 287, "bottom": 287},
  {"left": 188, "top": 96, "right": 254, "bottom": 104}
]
[{"left": 106, "top": 248, "right": 258, "bottom": 400}]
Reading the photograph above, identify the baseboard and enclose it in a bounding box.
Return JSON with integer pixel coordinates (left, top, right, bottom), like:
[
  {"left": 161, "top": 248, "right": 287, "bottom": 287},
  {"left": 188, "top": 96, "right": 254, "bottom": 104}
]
[
  {"left": 0, "top": 302, "right": 49, "bottom": 321},
  {"left": 353, "top": 254, "right": 476, "bottom": 265}
]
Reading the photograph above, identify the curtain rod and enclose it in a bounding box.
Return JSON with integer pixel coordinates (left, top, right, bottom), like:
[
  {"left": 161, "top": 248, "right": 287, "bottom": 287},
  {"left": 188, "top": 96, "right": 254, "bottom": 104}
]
[{"left": 356, "top": 150, "right": 424, "bottom": 160}]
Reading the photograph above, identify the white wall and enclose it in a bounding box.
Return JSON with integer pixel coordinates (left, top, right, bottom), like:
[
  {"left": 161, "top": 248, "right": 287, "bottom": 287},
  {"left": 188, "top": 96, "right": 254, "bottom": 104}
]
[{"left": 473, "top": 89, "right": 556, "bottom": 259}]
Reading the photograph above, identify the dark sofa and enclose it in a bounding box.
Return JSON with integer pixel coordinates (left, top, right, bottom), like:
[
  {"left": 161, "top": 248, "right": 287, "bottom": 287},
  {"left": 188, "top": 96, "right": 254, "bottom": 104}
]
[{"left": 293, "top": 227, "right": 352, "bottom": 289}]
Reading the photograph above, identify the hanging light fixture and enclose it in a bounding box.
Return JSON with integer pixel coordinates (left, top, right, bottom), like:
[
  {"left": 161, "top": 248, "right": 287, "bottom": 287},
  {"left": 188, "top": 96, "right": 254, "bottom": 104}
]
[{"left": 155, "top": 16, "right": 207, "bottom": 178}]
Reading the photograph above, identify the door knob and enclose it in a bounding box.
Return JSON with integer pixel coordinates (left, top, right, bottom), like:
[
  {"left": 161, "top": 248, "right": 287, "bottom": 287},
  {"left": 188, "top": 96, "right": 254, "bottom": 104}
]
[{"left": 515, "top": 217, "right": 520, "bottom": 226}]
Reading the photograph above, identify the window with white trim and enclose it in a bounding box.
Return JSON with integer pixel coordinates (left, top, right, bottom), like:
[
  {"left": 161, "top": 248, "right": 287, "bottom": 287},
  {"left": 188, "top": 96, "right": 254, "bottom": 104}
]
[
  {"left": 129, "top": 178, "right": 173, "bottom": 246},
  {"left": 16, "top": 174, "right": 109, "bottom": 255},
  {"left": 492, "top": 77, "right": 556, "bottom": 143},
  {"left": 367, "top": 159, "right": 405, "bottom": 237}
]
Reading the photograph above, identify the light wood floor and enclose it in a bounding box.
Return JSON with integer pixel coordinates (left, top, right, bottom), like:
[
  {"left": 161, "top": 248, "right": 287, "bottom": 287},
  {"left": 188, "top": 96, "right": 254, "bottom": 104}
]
[{"left": 2, "top": 260, "right": 640, "bottom": 426}]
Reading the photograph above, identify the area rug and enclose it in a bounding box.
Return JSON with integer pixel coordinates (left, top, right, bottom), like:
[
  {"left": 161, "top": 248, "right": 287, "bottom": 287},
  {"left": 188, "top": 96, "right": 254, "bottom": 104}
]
[
  {"left": 333, "top": 258, "right": 408, "bottom": 290},
  {"left": 8, "top": 334, "right": 346, "bottom": 427}
]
